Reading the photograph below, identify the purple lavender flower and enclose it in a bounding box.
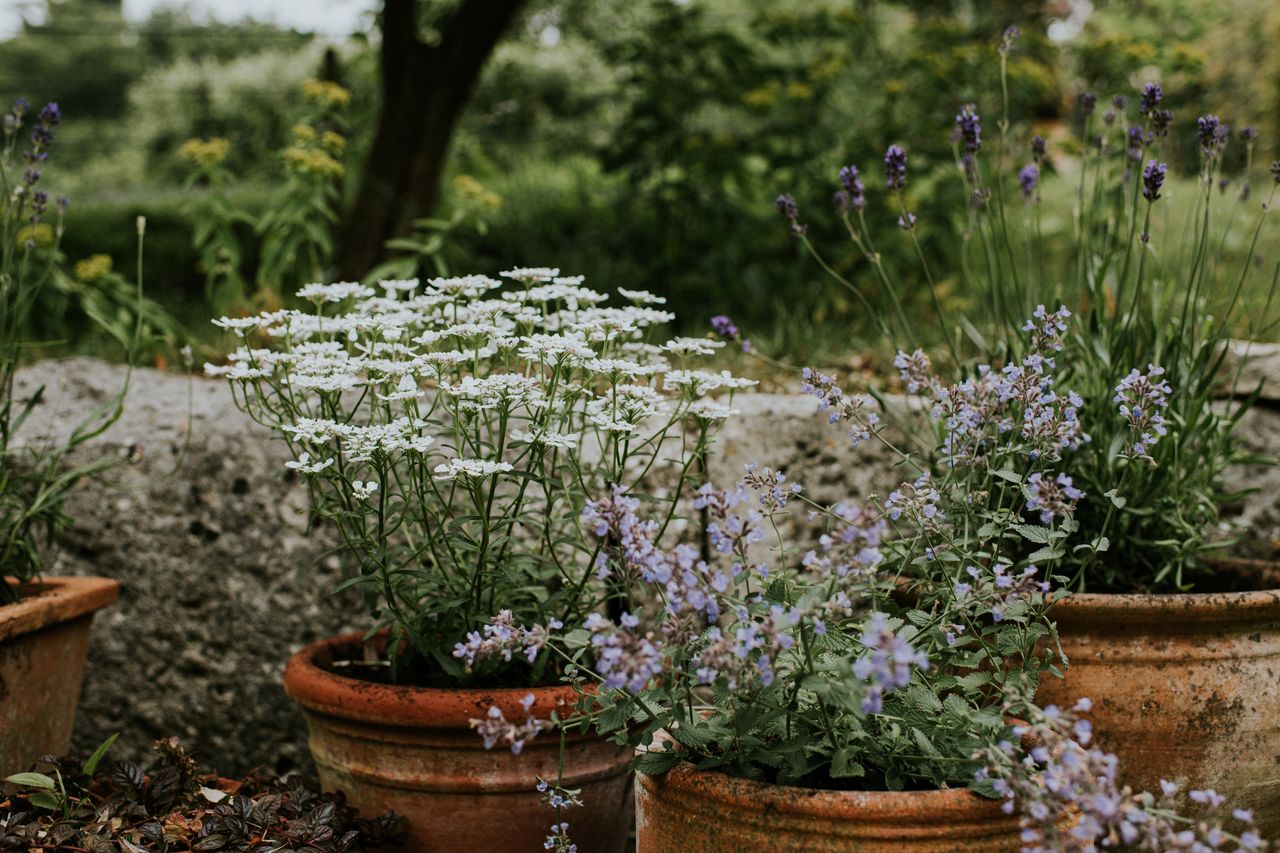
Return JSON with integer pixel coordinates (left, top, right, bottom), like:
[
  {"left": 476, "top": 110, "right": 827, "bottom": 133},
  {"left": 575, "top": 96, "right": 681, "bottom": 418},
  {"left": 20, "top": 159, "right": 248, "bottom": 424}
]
[
  {"left": 897, "top": 212, "right": 917, "bottom": 230},
  {"left": 1126, "top": 125, "right": 1147, "bottom": 162},
  {"left": 1273, "top": 161, "right": 1280, "bottom": 185},
  {"left": 884, "top": 144, "right": 908, "bottom": 191},
  {"left": 1031, "top": 135, "right": 1046, "bottom": 164},
  {"left": 1142, "top": 159, "right": 1167, "bottom": 202},
  {"left": 954, "top": 104, "right": 982, "bottom": 154},
  {"left": 710, "top": 314, "right": 750, "bottom": 352},
  {"left": 1019, "top": 163, "right": 1039, "bottom": 200},
  {"left": 998, "top": 26, "right": 1020, "bottom": 57},
  {"left": 1114, "top": 365, "right": 1172, "bottom": 459},
  {"left": 1026, "top": 472, "right": 1085, "bottom": 525},
  {"left": 1139, "top": 82, "right": 1162, "bottom": 117},
  {"left": 1112, "top": 94, "right": 1129, "bottom": 112},
  {"left": 1239, "top": 126, "right": 1259, "bottom": 146},
  {"left": 1197, "top": 114, "right": 1229, "bottom": 159},
  {"left": 776, "top": 193, "right": 805, "bottom": 236},
  {"left": 853, "top": 613, "right": 930, "bottom": 713},
  {"left": 1078, "top": 92, "right": 1097, "bottom": 117},
  {"left": 839, "top": 164, "right": 866, "bottom": 210},
  {"left": 1151, "top": 108, "right": 1173, "bottom": 137}
]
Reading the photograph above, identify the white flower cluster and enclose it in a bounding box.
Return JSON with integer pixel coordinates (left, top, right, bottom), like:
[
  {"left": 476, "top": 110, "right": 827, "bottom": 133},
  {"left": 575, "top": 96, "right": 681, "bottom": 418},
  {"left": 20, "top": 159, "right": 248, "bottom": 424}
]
[{"left": 208, "top": 272, "right": 756, "bottom": 501}]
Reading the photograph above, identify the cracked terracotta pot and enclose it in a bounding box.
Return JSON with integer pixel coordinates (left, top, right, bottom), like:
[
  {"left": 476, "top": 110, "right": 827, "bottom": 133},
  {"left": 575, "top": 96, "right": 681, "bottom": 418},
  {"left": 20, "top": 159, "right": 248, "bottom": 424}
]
[
  {"left": 635, "top": 762, "right": 1029, "bottom": 852},
  {"left": 0, "top": 576, "right": 119, "bottom": 776},
  {"left": 1037, "top": 560, "right": 1280, "bottom": 836},
  {"left": 284, "top": 632, "right": 633, "bottom": 852}
]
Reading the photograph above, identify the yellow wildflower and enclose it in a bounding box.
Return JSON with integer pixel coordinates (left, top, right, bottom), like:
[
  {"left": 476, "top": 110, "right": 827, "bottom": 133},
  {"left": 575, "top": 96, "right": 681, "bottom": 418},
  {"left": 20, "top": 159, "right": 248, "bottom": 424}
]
[
  {"left": 178, "top": 137, "right": 232, "bottom": 169},
  {"left": 742, "top": 82, "right": 779, "bottom": 108},
  {"left": 321, "top": 131, "right": 346, "bottom": 155},
  {"left": 300, "top": 79, "right": 352, "bottom": 110},
  {"left": 15, "top": 223, "right": 53, "bottom": 249},
  {"left": 785, "top": 81, "right": 814, "bottom": 101},
  {"left": 283, "top": 147, "right": 344, "bottom": 179},
  {"left": 453, "top": 175, "right": 502, "bottom": 211},
  {"left": 291, "top": 124, "right": 317, "bottom": 144},
  {"left": 74, "top": 254, "right": 113, "bottom": 282}
]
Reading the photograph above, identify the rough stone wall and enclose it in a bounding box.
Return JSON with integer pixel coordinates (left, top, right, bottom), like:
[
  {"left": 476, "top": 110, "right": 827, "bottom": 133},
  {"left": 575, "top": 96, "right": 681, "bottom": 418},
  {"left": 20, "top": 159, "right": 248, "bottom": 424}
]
[{"left": 13, "top": 359, "right": 1280, "bottom": 773}]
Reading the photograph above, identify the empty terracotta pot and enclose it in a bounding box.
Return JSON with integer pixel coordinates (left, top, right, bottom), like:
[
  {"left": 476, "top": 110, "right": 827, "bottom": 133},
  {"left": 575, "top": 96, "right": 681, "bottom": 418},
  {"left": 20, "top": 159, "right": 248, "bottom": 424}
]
[
  {"left": 1038, "top": 566, "right": 1280, "bottom": 835},
  {"left": 284, "top": 632, "right": 633, "bottom": 852},
  {"left": 0, "top": 576, "right": 120, "bottom": 776},
  {"left": 635, "top": 762, "right": 1028, "bottom": 852}
]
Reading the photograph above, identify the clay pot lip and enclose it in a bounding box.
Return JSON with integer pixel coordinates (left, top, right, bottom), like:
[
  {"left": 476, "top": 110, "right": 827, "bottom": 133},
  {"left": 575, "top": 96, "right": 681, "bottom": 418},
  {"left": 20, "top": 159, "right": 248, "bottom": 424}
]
[
  {"left": 1050, "top": 557, "right": 1280, "bottom": 625},
  {"left": 0, "top": 576, "right": 120, "bottom": 644},
  {"left": 283, "top": 631, "right": 584, "bottom": 729},
  {"left": 638, "top": 760, "right": 1007, "bottom": 822}
]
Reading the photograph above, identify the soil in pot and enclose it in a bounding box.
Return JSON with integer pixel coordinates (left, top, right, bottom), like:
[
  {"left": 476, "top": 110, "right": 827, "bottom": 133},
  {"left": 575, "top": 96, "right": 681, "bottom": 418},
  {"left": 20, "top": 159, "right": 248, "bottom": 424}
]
[
  {"left": 1038, "top": 558, "right": 1280, "bottom": 836},
  {"left": 283, "top": 632, "right": 634, "bottom": 852},
  {"left": 0, "top": 576, "right": 119, "bottom": 776},
  {"left": 635, "top": 761, "right": 1031, "bottom": 853}
]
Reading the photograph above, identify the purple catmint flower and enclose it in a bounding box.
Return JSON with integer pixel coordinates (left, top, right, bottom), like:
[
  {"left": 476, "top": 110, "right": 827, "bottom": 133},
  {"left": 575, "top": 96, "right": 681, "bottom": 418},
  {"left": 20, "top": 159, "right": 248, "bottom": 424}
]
[
  {"left": 838, "top": 164, "right": 866, "bottom": 210},
  {"left": 693, "top": 605, "right": 798, "bottom": 691},
  {"left": 884, "top": 474, "right": 944, "bottom": 526},
  {"left": 543, "top": 821, "right": 577, "bottom": 853},
  {"left": 1026, "top": 472, "right": 1085, "bottom": 525},
  {"left": 776, "top": 194, "right": 805, "bottom": 236},
  {"left": 1078, "top": 92, "right": 1097, "bottom": 117},
  {"left": 853, "top": 613, "right": 930, "bottom": 713},
  {"left": 1114, "top": 365, "right": 1172, "bottom": 460},
  {"left": 742, "top": 462, "right": 802, "bottom": 511},
  {"left": 1142, "top": 159, "right": 1167, "bottom": 202},
  {"left": 585, "top": 612, "right": 664, "bottom": 693},
  {"left": 954, "top": 104, "right": 982, "bottom": 154},
  {"left": 800, "top": 367, "right": 880, "bottom": 447},
  {"left": 1139, "top": 82, "right": 1162, "bottom": 117},
  {"left": 884, "top": 144, "right": 908, "bottom": 190},
  {"left": 470, "top": 695, "right": 546, "bottom": 754},
  {"left": 893, "top": 349, "right": 937, "bottom": 395},
  {"left": 452, "top": 610, "right": 562, "bottom": 672},
  {"left": 1019, "top": 163, "right": 1039, "bottom": 200}
]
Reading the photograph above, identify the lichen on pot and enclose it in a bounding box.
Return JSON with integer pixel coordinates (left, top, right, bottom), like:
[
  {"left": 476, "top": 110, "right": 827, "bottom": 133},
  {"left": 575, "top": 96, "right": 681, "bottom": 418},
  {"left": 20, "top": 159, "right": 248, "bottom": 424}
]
[{"left": 635, "top": 762, "right": 1029, "bottom": 853}]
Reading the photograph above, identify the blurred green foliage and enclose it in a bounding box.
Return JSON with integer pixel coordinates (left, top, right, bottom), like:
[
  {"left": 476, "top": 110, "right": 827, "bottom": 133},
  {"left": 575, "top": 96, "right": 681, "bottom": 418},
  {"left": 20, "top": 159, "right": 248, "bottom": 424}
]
[{"left": 2, "top": 0, "right": 1277, "bottom": 360}]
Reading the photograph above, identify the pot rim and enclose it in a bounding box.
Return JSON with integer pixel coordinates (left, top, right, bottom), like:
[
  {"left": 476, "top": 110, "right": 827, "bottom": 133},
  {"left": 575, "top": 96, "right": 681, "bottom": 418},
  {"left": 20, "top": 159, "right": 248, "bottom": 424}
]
[
  {"left": 638, "top": 760, "right": 1009, "bottom": 823},
  {"left": 1049, "top": 557, "right": 1280, "bottom": 627},
  {"left": 283, "top": 631, "right": 586, "bottom": 728},
  {"left": 0, "top": 576, "right": 120, "bottom": 644}
]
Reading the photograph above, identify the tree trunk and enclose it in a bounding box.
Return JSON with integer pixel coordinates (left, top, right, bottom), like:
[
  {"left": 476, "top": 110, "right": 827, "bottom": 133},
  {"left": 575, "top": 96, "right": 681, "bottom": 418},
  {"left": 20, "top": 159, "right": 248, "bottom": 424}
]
[{"left": 335, "top": 0, "right": 525, "bottom": 279}]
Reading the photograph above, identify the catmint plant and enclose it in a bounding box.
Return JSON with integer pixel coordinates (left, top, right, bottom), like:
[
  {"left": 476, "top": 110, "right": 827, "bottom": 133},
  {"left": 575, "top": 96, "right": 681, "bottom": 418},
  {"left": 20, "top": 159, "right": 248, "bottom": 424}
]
[
  {"left": 210, "top": 270, "right": 754, "bottom": 683},
  {"left": 778, "top": 34, "right": 1279, "bottom": 592}
]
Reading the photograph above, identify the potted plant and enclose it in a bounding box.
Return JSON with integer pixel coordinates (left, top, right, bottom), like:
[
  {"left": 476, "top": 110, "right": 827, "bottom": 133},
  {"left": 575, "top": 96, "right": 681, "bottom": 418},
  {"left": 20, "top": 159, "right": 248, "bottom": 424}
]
[
  {"left": 210, "top": 270, "right": 754, "bottom": 848},
  {"left": 526, "top": 313, "right": 1262, "bottom": 851},
  {"left": 0, "top": 98, "right": 137, "bottom": 776},
  {"left": 776, "top": 32, "right": 1280, "bottom": 832}
]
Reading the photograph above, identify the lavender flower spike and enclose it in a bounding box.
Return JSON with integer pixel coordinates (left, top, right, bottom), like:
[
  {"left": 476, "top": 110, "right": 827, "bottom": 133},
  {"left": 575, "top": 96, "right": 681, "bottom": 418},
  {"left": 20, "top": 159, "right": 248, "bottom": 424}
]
[
  {"left": 776, "top": 194, "right": 806, "bottom": 236},
  {"left": 884, "top": 145, "right": 908, "bottom": 191},
  {"left": 1019, "top": 164, "right": 1039, "bottom": 200},
  {"left": 1142, "top": 159, "right": 1167, "bottom": 203}
]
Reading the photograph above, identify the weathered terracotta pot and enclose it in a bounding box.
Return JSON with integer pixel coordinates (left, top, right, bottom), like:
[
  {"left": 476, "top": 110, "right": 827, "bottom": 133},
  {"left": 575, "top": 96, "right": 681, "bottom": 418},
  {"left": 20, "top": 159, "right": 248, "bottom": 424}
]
[
  {"left": 1038, "top": 566, "right": 1280, "bottom": 835},
  {"left": 635, "top": 762, "right": 1028, "bottom": 852},
  {"left": 283, "top": 632, "right": 634, "bottom": 852},
  {"left": 0, "top": 576, "right": 119, "bottom": 776}
]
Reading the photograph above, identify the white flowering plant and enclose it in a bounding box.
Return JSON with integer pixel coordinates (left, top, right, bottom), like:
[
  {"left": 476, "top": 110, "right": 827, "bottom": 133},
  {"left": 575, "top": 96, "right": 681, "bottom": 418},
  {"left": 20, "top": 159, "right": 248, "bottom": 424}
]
[{"left": 208, "top": 268, "right": 754, "bottom": 684}]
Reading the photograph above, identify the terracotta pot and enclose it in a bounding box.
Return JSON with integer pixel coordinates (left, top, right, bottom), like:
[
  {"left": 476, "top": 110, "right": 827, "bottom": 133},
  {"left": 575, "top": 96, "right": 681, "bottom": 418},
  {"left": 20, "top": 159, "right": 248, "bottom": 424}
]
[
  {"left": 0, "top": 576, "right": 119, "bottom": 776},
  {"left": 283, "top": 632, "right": 633, "bottom": 852},
  {"left": 635, "top": 762, "right": 1028, "bottom": 852},
  {"left": 1037, "top": 562, "right": 1280, "bottom": 835}
]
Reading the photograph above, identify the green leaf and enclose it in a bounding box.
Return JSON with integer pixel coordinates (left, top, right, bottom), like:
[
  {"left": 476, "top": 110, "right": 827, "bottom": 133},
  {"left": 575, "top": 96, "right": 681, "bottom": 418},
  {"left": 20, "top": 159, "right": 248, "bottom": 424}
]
[
  {"left": 632, "top": 749, "right": 682, "bottom": 776},
  {"left": 27, "top": 791, "right": 62, "bottom": 810},
  {"left": 1104, "top": 488, "right": 1127, "bottom": 509},
  {"left": 992, "top": 469, "right": 1022, "bottom": 484},
  {"left": 84, "top": 733, "right": 120, "bottom": 776},
  {"left": 830, "top": 748, "right": 865, "bottom": 779},
  {"left": 5, "top": 772, "right": 55, "bottom": 790},
  {"left": 1011, "top": 524, "right": 1051, "bottom": 544}
]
